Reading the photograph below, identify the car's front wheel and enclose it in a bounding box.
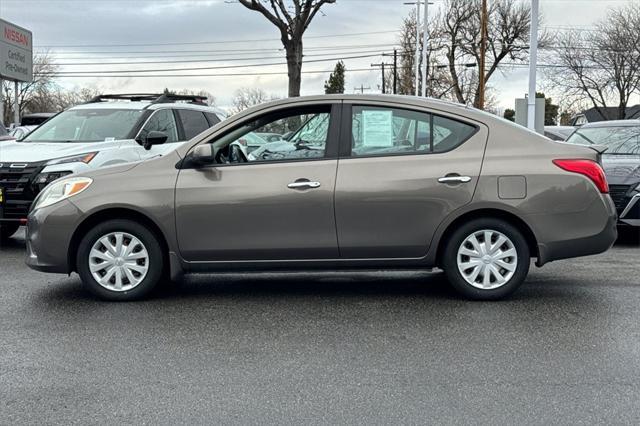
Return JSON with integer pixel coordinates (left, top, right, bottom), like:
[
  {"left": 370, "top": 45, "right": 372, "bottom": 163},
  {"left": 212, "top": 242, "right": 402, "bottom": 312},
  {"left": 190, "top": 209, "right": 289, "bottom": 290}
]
[
  {"left": 76, "top": 219, "right": 164, "bottom": 301},
  {"left": 442, "top": 218, "right": 530, "bottom": 300}
]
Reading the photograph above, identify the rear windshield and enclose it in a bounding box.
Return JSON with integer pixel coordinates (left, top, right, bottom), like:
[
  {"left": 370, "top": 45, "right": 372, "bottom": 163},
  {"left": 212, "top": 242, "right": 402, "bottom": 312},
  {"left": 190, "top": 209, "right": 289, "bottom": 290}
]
[
  {"left": 565, "top": 125, "right": 640, "bottom": 155},
  {"left": 23, "top": 108, "right": 145, "bottom": 143}
]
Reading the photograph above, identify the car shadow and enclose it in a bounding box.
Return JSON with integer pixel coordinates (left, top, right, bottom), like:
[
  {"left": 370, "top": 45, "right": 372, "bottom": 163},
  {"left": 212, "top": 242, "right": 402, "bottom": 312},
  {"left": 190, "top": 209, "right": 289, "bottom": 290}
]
[{"left": 31, "top": 267, "right": 596, "bottom": 310}]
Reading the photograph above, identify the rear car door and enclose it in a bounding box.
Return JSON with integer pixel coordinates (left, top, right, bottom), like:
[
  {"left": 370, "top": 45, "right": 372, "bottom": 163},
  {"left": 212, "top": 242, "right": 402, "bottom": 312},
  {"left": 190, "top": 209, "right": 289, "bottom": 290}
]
[
  {"left": 335, "top": 102, "right": 488, "bottom": 259},
  {"left": 174, "top": 102, "right": 341, "bottom": 262}
]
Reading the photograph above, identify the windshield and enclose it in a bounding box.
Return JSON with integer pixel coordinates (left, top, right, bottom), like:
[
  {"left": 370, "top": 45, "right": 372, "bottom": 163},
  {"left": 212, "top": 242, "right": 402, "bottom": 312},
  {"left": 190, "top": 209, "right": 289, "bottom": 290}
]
[
  {"left": 565, "top": 125, "right": 640, "bottom": 155},
  {"left": 23, "top": 108, "right": 145, "bottom": 143}
]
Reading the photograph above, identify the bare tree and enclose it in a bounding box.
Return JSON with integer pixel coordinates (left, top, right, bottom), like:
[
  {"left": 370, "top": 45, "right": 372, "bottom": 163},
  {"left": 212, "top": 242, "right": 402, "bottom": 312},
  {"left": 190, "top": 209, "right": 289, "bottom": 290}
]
[
  {"left": 384, "top": 10, "right": 450, "bottom": 98},
  {"left": 237, "top": 0, "right": 336, "bottom": 97},
  {"left": 546, "top": 3, "right": 640, "bottom": 120},
  {"left": 437, "top": 0, "right": 535, "bottom": 108},
  {"left": 230, "top": 87, "right": 280, "bottom": 114}
]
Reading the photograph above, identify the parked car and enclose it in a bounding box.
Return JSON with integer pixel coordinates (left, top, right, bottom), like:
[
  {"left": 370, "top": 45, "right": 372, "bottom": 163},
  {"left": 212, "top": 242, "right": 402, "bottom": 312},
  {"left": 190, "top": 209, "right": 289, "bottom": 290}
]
[
  {"left": 9, "top": 125, "right": 36, "bottom": 140},
  {"left": 7, "top": 113, "right": 58, "bottom": 140},
  {"left": 256, "top": 132, "right": 284, "bottom": 142},
  {"left": 544, "top": 126, "right": 576, "bottom": 141},
  {"left": 563, "top": 120, "right": 640, "bottom": 229},
  {"left": 0, "top": 93, "right": 226, "bottom": 241},
  {"left": 234, "top": 131, "right": 269, "bottom": 154},
  {"left": 21, "top": 112, "right": 56, "bottom": 127},
  {"left": 25, "top": 95, "right": 616, "bottom": 301},
  {"left": 0, "top": 123, "right": 14, "bottom": 142}
]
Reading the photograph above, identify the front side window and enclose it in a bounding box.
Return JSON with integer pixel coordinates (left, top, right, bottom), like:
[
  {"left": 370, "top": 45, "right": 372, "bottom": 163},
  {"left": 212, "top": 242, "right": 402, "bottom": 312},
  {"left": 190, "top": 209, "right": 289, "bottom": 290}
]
[
  {"left": 565, "top": 126, "right": 640, "bottom": 155},
  {"left": 177, "top": 110, "right": 210, "bottom": 139},
  {"left": 351, "top": 106, "right": 476, "bottom": 157},
  {"left": 23, "top": 109, "right": 145, "bottom": 143},
  {"left": 211, "top": 107, "right": 331, "bottom": 163},
  {"left": 138, "top": 109, "right": 179, "bottom": 143}
]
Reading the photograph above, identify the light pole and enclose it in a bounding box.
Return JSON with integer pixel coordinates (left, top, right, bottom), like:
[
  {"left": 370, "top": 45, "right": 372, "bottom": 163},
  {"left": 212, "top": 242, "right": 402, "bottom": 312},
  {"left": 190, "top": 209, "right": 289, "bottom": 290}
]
[
  {"left": 528, "top": 0, "right": 539, "bottom": 130},
  {"left": 421, "top": 0, "right": 431, "bottom": 97}
]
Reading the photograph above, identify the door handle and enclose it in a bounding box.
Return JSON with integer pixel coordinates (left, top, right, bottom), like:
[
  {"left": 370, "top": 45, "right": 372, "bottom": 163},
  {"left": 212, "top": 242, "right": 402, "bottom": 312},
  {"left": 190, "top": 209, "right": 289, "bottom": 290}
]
[
  {"left": 438, "top": 175, "right": 472, "bottom": 184},
  {"left": 288, "top": 180, "right": 321, "bottom": 189}
]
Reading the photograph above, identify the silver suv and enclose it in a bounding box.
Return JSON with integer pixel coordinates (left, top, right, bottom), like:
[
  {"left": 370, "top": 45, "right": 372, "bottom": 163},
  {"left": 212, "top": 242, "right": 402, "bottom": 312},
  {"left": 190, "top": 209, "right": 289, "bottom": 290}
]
[
  {"left": 0, "top": 94, "right": 226, "bottom": 240},
  {"left": 24, "top": 95, "right": 617, "bottom": 301}
]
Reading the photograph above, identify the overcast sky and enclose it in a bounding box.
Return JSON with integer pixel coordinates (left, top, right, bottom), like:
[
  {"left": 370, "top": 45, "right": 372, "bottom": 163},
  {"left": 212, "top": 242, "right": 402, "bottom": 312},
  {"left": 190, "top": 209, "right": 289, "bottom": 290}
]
[{"left": 2, "top": 0, "right": 639, "bottom": 111}]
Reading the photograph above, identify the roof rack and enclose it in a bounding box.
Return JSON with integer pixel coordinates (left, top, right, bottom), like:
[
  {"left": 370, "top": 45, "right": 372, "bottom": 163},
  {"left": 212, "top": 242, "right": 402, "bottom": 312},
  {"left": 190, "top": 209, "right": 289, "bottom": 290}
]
[{"left": 86, "top": 93, "right": 208, "bottom": 105}]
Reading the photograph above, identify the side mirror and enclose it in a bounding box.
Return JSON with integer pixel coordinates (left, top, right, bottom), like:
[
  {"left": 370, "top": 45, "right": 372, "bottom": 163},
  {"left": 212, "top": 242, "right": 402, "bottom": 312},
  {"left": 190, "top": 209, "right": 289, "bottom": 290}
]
[
  {"left": 191, "top": 144, "right": 216, "bottom": 165},
  {"left": 137, "top": 131, "right": 168, "bottom": 150}
]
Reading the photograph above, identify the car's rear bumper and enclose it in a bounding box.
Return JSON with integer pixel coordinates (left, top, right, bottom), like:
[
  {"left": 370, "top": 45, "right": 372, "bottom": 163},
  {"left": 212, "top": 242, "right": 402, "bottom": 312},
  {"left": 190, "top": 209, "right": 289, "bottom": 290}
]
[
  {"left": 535, "top": 195, "right": 618, "bottom": 266},
  {"left": 536, "top": 213, "right": 617, "bottom": 266}
]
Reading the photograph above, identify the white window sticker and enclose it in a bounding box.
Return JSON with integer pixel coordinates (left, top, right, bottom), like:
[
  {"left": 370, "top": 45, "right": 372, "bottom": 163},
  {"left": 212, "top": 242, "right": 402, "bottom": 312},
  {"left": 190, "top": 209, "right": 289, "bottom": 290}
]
[{"left": 362, "top": 110, "right": 393, "bottom": 147}]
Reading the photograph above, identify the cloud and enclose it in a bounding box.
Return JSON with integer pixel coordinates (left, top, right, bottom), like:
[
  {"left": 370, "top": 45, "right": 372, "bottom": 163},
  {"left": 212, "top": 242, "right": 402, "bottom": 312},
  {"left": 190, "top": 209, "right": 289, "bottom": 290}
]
[{"left": 1, "top": 0, "right": 616, "bottom": 109}]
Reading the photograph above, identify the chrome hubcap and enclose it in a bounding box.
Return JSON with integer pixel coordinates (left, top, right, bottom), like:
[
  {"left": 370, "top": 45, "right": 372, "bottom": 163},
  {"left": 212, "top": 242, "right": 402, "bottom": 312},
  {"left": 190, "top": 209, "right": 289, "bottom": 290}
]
[
  {"left": 456, "top": 229, "right": 518, "bottom": 290},
  {"left": 88, "top": 232, "right": 149, "bottom": 292}
]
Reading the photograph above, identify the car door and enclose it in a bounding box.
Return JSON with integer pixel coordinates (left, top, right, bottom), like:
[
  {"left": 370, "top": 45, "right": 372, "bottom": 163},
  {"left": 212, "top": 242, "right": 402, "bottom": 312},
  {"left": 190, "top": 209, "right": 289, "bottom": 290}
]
[
  {"left": 175, "top": 103, "right": 341, "bottom": 262},
  {"left": 335, "top": 102, "right": 488, "bottom": 259}
]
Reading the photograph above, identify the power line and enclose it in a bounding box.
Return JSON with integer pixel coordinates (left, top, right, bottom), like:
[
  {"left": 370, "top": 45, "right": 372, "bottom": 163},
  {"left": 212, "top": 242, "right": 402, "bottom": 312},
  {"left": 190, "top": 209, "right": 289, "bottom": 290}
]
[
  {"left": 42, "top": 53, "right": 389, "bottom": 75},
  {"left": 34, "top": 30, "right": 400, "bottom": 49}
]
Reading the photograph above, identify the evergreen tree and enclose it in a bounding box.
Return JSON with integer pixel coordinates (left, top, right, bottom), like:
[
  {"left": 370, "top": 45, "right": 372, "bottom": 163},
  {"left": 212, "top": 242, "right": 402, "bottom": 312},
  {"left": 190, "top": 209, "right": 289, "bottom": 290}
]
[{"left": 324, "top": 61, "right": 346, "bottom": 94}]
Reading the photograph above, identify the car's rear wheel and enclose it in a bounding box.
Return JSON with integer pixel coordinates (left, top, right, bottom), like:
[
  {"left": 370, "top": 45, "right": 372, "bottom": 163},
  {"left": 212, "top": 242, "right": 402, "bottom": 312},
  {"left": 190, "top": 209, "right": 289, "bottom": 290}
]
[
  {"left": 76, "top": 219, "right": 164, "bottom": 301},
  {"left": 442, "top": 218, "right": 530, "bottom": 300},
  {"left": 0, "top": 223, "right": 20, "bottom": 243}
]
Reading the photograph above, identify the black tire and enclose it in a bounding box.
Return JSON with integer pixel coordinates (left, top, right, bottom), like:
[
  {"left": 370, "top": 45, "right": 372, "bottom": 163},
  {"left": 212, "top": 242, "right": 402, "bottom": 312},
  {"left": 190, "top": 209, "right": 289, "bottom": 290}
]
[
  {"left": 76, "top": 219, "right": 164, "bottom": 301},
  {"left": 0, "top": 223, "right": 20, "bottom": 243},
  {"left": 442, "top": 218, "right": 530, "bottom": 300}
]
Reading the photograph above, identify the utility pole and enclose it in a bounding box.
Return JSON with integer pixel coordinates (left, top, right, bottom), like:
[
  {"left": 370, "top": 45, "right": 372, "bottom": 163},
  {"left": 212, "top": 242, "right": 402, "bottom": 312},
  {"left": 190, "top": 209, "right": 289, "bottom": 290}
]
[
  {"left": 0, "top": 78, "right": 4, "bottom": 126},
  {"left": 371, "top": 62, "right": 393, "bottom": 94},
  {"left": 13, "top": 81, "right": 19, "bottom": 126},
  {"left": 421, "top": 0, "right": 430, "bottom": 97},
  {"left": 414, "top": 0, "right": 421, "bottom": 96},
  {"left": 393, "top": 49, "right": 398, "bottom": 94},
  {"left": 528, "top": 0, "right": 540, "bottom": 130},
  {"left": 354, "top": 85, "right": 371, "bottom": 94},
  {"left": 478, "top": 0, "right": 488, "bottom": 109}
]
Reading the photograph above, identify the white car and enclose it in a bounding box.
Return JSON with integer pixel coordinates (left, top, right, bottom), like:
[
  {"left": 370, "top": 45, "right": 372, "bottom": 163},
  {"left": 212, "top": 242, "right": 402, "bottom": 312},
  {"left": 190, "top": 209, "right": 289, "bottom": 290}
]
[
  {"left": 0, "top": 93, "right": 226, "bottom": 240},
  {"left": 9, "top": 125, "right": 37, "bottom": 140}
]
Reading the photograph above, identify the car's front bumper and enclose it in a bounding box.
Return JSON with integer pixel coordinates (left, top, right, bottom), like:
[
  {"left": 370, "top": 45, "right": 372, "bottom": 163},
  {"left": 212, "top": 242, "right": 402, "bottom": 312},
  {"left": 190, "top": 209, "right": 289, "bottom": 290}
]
[
  {"left": 25, "top": 200, "right": 82, "bottom": 274},
  {"left": 619, "top": 194, "right": 640, "bottom": 227}
]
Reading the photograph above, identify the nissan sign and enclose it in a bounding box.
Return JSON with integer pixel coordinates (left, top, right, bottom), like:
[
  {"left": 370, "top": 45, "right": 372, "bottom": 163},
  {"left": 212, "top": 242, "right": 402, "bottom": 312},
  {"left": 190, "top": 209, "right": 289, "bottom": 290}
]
[{"left": 0, "top": 19, "right": 33, "bottom": 83}]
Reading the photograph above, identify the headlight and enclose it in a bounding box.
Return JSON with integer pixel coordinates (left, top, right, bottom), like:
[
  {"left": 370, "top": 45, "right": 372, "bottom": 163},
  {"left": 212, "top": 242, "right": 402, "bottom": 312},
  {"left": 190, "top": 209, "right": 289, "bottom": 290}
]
[
  {"left": 32, "top": 177, "right": 93, "bottom": 210},
  {"left": 34, "top": 171, "right": 74, "bottom": 191},
  {"left": 635, "top": 183, "right": 640, "bottom": 192},
  {"left": 46, "top": 152, "right": 97, "bottom": 166}
]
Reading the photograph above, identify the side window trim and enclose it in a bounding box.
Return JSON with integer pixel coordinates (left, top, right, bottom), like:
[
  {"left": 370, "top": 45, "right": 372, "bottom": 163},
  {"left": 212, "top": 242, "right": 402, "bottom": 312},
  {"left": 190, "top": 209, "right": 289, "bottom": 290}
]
[
  {"left": 172, "top": 109, "right": 186, "bottom": 141},
  {"left": 340, "top": 102, "right": 479, "bottom": 159}
]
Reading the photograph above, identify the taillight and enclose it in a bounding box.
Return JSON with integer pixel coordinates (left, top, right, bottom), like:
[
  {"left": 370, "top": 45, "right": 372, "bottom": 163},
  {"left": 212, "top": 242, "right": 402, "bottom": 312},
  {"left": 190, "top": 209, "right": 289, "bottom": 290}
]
[{"left": 553, "top": 159, "right": 609, "bottom": 193}]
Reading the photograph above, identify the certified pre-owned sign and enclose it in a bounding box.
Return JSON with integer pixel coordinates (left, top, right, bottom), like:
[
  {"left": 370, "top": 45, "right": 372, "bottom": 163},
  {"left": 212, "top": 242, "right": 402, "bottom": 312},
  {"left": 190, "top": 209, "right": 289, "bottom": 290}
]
[{"left": 0, "top": 19, "right": 33, "bottom": 83}]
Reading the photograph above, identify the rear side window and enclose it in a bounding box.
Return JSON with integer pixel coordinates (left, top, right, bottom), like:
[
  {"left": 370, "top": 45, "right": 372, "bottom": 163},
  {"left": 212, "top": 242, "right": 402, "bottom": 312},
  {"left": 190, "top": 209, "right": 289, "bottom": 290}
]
[
  {"left": 178, "top": 110, "right": 210, "bottom": 139},
  {"left": 350, "top": 106, "right": 476, "bottom": 157}
]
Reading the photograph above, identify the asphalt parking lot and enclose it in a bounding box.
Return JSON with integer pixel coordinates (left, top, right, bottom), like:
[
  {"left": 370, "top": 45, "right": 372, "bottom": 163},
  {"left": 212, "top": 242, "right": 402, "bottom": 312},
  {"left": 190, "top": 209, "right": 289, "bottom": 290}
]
[{"left": 1, "top": 229, "right": 639, "bottom": 424}]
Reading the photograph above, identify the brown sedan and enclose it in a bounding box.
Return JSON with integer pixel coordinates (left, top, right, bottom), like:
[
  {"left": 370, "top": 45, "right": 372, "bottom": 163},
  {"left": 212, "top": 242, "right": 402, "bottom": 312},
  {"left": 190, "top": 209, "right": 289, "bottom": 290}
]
[{"left": 24, "top": 95, "right": 617, "bottom": 301}]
